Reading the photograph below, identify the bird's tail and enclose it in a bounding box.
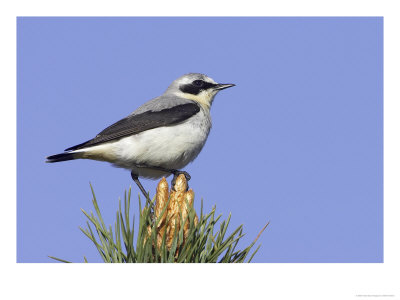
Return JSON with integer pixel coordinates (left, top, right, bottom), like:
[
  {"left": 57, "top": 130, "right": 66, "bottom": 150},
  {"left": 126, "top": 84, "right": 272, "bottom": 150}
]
[{"left": 46, "top": 152, "right": 76, "bottom": 163}]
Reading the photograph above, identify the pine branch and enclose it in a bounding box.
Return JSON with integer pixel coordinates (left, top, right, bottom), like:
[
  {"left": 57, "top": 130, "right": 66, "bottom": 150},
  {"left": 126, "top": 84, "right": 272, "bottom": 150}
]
[{"left": 49, "top": 175, "right": 268, "bottom": 263}]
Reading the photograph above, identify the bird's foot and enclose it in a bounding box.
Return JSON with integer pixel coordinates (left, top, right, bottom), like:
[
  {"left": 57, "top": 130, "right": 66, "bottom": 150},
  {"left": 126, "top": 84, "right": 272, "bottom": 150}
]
[{"left": 171, "top": 170, "right": 191, "bottom": 191}]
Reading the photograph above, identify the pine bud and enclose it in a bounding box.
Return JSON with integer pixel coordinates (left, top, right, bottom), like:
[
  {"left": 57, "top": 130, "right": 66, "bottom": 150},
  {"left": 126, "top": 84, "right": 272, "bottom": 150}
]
[{"left": 150, "top": 174, "right": 198, "bottom": 251}]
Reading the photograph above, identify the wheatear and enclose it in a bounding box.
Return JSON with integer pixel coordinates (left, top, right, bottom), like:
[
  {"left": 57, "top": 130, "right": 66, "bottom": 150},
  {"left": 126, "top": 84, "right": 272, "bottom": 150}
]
[{"left": 47, "top": 73, "right": 235, "bottom": 197}]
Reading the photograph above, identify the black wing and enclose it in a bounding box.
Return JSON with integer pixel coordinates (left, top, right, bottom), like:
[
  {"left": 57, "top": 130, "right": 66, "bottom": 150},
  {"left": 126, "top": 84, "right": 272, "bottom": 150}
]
[{"left": 65, "top": 103, "right": 200, "bottom": 151}]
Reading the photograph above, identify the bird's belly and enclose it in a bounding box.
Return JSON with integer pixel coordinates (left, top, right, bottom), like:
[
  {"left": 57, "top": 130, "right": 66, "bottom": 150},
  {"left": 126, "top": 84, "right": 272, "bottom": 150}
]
[{"left": 109, "top": 122, "right": 209, "bottom": 177}]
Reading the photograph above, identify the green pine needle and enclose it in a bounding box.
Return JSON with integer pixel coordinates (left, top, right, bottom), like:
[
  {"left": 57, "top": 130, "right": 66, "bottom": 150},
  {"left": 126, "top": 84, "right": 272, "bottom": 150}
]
[{"left": 49, "top": 184, "right": 268, "bottom": 263}]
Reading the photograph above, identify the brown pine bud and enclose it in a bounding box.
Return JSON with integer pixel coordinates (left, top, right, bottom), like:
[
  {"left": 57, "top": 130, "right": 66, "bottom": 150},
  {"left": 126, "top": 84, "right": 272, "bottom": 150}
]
[
  {"left": 155, "top": 177, "right": 169, "bottom": 227},
  {"left": 148, "top": 174, "right": 199, "bottom": 252}
]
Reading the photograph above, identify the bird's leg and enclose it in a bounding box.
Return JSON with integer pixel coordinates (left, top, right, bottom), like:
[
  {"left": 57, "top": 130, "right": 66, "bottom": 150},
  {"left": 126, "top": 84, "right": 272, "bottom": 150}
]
[{"left": 130, "top": 171, "right": 151, "bottom": 205}]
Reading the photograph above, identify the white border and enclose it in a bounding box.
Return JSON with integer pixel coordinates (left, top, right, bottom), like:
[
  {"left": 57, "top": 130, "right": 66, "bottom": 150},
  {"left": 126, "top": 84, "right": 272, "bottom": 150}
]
[{"left": 2, "top": 1, "right": 399, "bottom": 299}]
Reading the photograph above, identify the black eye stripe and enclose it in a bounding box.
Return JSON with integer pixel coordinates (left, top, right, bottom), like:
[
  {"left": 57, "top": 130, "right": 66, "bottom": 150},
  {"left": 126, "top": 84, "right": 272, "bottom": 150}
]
[
  {"left": 192, "top": 80, "right": 204, "bottom": 87},
  {"left": 201, "top": 81, "right": 218, "bottom": 90},
  {"left": 179, "top": 80, "right": 217, "bottom": 95}
]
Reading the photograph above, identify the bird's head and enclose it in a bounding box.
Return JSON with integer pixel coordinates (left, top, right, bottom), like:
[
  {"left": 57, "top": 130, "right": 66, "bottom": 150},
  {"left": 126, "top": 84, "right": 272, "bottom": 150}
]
[{"left": 166, "top": 73, "right": 235, "bottom": 110}]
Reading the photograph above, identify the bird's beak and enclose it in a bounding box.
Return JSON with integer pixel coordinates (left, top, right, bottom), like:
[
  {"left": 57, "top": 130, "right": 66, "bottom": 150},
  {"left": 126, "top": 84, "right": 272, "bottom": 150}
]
[{"left": 214, "top": 83, "right": 235, "bottom": 90}]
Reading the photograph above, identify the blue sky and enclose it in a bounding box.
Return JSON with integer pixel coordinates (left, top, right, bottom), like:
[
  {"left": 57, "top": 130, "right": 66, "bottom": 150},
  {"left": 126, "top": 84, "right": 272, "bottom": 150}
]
[{"left": 17, "top": 17, "right": 383, "bottom": 263}]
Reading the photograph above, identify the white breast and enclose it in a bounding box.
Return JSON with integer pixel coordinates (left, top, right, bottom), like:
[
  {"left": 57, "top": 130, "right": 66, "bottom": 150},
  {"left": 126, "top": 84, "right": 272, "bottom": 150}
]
[{"left": 77, "top": 108, "right": 212, "bottom": 178}]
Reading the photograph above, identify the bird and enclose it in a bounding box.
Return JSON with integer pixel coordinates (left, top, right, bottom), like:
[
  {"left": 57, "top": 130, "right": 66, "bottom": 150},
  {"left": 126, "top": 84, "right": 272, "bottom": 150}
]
[{"left": 46, "top": 73, "right": 235, "bottom": 199}]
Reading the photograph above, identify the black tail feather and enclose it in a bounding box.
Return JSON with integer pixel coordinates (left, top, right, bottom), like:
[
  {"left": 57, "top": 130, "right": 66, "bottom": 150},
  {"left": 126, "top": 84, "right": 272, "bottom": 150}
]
[
  {"left": 46, "top": 152, "right": 76, "bottom": 163},
  {"left": 64, "top": 139, "right": 92, "bottom": 151}
]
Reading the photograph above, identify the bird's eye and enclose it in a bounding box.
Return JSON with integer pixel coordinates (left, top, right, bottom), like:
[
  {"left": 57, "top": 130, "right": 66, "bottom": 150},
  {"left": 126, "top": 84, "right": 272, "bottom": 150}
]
[{"left": 192, "top": 80, "right": 204, "bottom": 87}]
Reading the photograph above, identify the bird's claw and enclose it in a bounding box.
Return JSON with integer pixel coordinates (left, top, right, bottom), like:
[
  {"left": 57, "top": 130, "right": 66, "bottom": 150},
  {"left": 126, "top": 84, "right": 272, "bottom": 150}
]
[{"left": 171, "top": 171, "right": 191, "bottom": 191}]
